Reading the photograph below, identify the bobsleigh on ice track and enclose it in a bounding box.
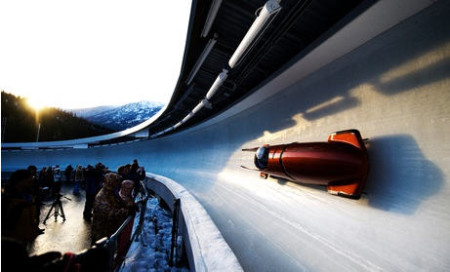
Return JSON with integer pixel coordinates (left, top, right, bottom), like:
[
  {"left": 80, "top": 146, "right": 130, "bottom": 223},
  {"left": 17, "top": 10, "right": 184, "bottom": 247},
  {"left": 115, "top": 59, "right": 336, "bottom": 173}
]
[{"left": 242, "top": 129, "right": 369, "bottom": 199}]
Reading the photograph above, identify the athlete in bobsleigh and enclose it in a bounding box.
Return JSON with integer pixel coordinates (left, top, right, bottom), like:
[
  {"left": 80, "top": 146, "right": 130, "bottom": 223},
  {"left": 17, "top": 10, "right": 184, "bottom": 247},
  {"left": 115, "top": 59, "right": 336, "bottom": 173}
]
[{"left": 242, "top": 129, "right": 369, "bottom": 199}]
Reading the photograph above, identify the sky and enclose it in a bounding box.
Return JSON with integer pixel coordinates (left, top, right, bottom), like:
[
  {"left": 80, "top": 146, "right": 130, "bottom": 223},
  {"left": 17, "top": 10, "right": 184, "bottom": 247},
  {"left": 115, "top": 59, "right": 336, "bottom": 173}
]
[{"left": 0, "top": 0, "right": 192, "bottom": 110}]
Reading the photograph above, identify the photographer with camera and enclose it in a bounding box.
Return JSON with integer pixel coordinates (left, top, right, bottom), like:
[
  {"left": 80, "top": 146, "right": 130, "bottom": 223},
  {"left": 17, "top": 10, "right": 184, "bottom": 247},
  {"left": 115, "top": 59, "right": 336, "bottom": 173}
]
[
  {"left": 52, "top": 166, "right": 62, "bottom": 196},
  {"left": 27, "top": 165, "right": 45, "bottom": 234}
]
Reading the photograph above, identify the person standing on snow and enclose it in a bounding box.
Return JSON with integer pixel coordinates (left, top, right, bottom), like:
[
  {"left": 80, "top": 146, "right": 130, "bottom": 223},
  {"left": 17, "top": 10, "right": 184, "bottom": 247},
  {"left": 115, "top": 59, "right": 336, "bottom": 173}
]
[
  {"left": 73, "top": 165, "right": 84, "bottom": 196},
  {"left": 83, "top": 165, "right": 102, "bottom": 221},
  {"left": 2, "top": 169, "right": 42, "bottom": 245},
  {"left": 52, "top": 166, "right": 62, "bottom": 196},
  {"left": 91, "top": 172, "right": 130, "bottom": 244}
]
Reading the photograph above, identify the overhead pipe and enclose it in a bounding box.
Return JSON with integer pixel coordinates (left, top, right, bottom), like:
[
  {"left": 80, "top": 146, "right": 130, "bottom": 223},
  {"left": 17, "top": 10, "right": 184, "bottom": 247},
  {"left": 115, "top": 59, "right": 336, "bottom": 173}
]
[
  {"left": 173, "top": 121, "right": 184, "bottom": 129},
  {"left": 164, "top": 127, "right": 175, "bottom": 133},
  {"left": 228, "top": 0, "right": 281, "bottom": 69},
  {"left": 150, "top": 1, "right": 281, "bottom": 139},
  {"left": 182, "top": 112, "right": 195, "bottom": 123},
  {"left": 206, "top": 69, "right": 229, "bottom": 100},
  {"left": 192, "top": 99, "right": 212, "bottom": 114}
]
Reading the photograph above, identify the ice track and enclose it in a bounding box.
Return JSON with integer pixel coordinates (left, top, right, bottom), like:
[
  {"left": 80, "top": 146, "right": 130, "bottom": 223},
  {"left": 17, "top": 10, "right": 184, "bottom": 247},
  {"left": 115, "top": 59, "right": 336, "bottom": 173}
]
[{"left": 3, "top": 1, "right": 450, "bottom": 271}]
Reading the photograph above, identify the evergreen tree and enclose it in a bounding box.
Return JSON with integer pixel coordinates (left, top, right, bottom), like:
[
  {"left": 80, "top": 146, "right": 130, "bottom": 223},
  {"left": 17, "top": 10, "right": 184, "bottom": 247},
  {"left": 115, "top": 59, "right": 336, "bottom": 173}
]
[{"left": 1, "top": 91, "right": 114, "bottom": 143}]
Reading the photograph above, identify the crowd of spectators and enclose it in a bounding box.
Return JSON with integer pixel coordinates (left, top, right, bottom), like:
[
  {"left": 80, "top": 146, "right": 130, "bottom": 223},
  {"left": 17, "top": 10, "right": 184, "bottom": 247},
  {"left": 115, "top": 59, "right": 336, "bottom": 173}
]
[{"left": 1, "top": 159, "right": 147, "bottom": 250}]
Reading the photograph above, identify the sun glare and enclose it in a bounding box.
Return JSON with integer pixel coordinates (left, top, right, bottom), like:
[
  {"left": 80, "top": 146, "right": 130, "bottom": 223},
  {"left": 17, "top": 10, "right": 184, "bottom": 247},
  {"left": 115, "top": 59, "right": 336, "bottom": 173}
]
[{"left": 27, "top": 97, "right": 48, "bottom": 112}]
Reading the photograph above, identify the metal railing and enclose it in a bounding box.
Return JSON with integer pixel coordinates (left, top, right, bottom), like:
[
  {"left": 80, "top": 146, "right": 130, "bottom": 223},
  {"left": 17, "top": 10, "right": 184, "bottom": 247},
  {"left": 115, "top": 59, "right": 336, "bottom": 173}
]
[
  {"left": 23, "top": 180, "right": 151, "bottom": 271},
  {"left": 102, "top": 180, "right": 150, "bottom": 271}
]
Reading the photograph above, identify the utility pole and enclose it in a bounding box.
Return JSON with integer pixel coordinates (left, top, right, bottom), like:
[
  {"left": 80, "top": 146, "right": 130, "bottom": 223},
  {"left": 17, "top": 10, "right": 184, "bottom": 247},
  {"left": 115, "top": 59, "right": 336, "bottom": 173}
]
[
  {"left": 1, "top": 117, "right": 6, "bottom": 143},
  {"left": 36, "top": 122, "right": 41, "bottom": 142}
]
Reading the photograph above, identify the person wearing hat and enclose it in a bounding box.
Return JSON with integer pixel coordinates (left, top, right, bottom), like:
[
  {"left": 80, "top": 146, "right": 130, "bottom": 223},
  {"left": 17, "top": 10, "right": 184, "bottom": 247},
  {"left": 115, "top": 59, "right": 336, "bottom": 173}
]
[
  {"left": 91, "top": 172, "right": 130, "bottom": 244},
  {"left": 118, "top": 180, "right": 135, "bottom": 208}
]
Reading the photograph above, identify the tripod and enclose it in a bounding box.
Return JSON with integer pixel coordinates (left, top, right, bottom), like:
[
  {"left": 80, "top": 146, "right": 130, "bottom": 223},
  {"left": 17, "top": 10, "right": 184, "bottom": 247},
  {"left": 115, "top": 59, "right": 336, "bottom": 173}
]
[{"left": 43, "top": 194, "right": 71, "bottom": 224}]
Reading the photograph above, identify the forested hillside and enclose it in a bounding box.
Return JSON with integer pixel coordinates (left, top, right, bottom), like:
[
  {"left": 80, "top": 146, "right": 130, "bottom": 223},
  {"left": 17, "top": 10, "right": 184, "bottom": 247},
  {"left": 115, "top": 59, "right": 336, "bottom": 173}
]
[{"left": 1, "top": 91, "right": 114, "bottom": 142}]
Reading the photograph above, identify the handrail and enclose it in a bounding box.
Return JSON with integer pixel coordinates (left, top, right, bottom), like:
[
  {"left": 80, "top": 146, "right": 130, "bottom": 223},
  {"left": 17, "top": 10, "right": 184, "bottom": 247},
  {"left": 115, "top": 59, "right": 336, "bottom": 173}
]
[
  {"left": 20, "top": 175, "right": 241, "bottom": 271},
  {"left": 24, "top": 180, "right": 151, "bottom": 271},
  {"left": 105, "top": 180, "right": 150, "bottom": 271}
]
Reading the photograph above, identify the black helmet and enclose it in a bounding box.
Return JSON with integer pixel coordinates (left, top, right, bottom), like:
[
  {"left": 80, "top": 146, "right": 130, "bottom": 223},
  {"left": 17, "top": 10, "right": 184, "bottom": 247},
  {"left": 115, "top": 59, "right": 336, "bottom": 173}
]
[{"left": 254, "top": 145, "right": 269, "bottom": 169}]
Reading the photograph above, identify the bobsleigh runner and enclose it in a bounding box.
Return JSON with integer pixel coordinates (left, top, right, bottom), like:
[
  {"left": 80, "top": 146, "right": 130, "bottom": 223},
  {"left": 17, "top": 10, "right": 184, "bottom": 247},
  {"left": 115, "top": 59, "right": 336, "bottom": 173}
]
[{"left": 241, "top": 129, "right": 369, "bottom": 199}]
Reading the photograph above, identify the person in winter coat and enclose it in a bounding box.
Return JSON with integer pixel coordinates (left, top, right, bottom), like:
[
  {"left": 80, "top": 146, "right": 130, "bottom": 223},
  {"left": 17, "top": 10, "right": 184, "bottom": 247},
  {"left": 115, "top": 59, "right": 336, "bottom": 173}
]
[
  {"left": 118, "top": 180, "right": 135, "bottom": 208},
  {"left": 64, "top": 164, "right": 73, "bottom": 183},
  {"left": 73, "top": 165, "right": 84, "bottom": 196},
  {"left": 38, "top": 166, "right": 47, "bottom": 188},
  {"left": 1, "top": 169, "right": 41, "bottom": 245},
  {"left": 136, "top": 166, "right": 146, "bottom": 180},
  {"left": 46, "top": 166, "right": 54, "bottom": 192},
  {"left": 91, "top": 172, "right": 130, "bottom": 244},
  {"left": 83, "top": 165, "right": 103, "bottom": 221},
  {"left": 27, "top": 165, "right": 44, "bottom": 233},
  {"left": 52, "top": 166, "right": 62, "bottom": 196}
]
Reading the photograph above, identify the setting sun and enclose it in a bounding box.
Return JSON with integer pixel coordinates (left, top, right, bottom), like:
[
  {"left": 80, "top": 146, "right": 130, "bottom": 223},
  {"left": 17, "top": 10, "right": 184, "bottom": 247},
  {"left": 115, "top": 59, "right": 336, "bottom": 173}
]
[
  {"left": 0, "top": 1, "right": 191, "bottom": 110},
  {"left": 27, "top": 97, "right": 48, "bottom": 112}
]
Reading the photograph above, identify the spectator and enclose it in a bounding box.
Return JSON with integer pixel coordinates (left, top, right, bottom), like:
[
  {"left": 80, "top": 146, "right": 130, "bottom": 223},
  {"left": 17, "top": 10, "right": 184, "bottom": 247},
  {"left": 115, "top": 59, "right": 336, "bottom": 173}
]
[
  {"left": 117, "top": 165, "right": 129, "bottom": 180},
  {"left": 91, "top": 172, "right": 129, "bottom": 244},
  {"left": 65, "top": 165, "right": 73, "bottom": 183},
  {"left": 1, "top": 169, "right": 41, "bottom": 245},
  {"left": 73, "top": 165, "right": 84, "bottom": 196},
  {"left": 38, "top": 166, "right": 47, "bottom": 188},
  {"left": 46, "top": 166, "right": 54, "bottom": 194},
  {"left": 27, "top": 165, "right": 44, "bottom": 233},
  {"left": 126, "top": 163, "right": 140, "bottom": 191},
  {"left": 53, "top": 166, "right": 62, "bottom": 196},
  {"left": 83, "top": 165, "right": 102, "bottom": 221},
  {"left": 132, "top": 159, "right": 139, "bottom": 171},
  {"left": 119, "top": 180, "right": 135, "bottom": 208},
  {"left": 124, "top": 164, "right": 132, "bottom": 176},
  {"left": 137, "top": 166, "right": 146, "bottom": 180},
  {"left": 130, "top": 160, "right": 145, "bottom": 193},
  {"left": 95, "top": 162, "right": 107, "bottom": 175}
]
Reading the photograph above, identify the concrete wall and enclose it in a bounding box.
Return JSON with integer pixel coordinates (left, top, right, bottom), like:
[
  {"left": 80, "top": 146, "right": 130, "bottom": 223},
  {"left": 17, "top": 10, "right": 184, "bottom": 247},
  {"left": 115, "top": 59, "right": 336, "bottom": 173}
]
[
  {"left": 144, "top": 173, "right": 243, "bottom": 271},
  {"left": 3, "top": 1, "right": 450, "bottom": 271}
]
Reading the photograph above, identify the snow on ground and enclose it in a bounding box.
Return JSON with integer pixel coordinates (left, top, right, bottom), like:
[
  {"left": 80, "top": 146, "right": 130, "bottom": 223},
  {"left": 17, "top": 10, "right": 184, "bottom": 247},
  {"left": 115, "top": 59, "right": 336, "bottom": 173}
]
[{"left": 120, "top": 197, "right": 189, "bottom": 272}]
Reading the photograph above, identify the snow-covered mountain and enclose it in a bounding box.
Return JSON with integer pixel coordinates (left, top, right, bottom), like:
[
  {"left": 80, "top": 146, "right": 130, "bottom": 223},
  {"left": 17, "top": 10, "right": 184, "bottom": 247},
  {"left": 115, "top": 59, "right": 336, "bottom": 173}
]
[
  {"left": 71, "top": 101, "right": 164, "bottom": 131},
  {"left": 70, "top": 105, "right": 117, "bottom": 118}
]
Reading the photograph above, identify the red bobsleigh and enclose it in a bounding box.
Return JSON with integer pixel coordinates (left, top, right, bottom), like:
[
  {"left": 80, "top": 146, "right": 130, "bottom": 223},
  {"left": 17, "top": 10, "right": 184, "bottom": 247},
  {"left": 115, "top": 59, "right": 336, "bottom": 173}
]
[{"left": 242, "top": 129, "right": 369, "bottom": 199}]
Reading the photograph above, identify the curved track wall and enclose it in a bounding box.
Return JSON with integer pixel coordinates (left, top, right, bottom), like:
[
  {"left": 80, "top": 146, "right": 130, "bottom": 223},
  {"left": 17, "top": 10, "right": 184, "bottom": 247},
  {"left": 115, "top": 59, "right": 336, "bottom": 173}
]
[{"left": 3, "top": 2, "right": 450, "bottom": 271}]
